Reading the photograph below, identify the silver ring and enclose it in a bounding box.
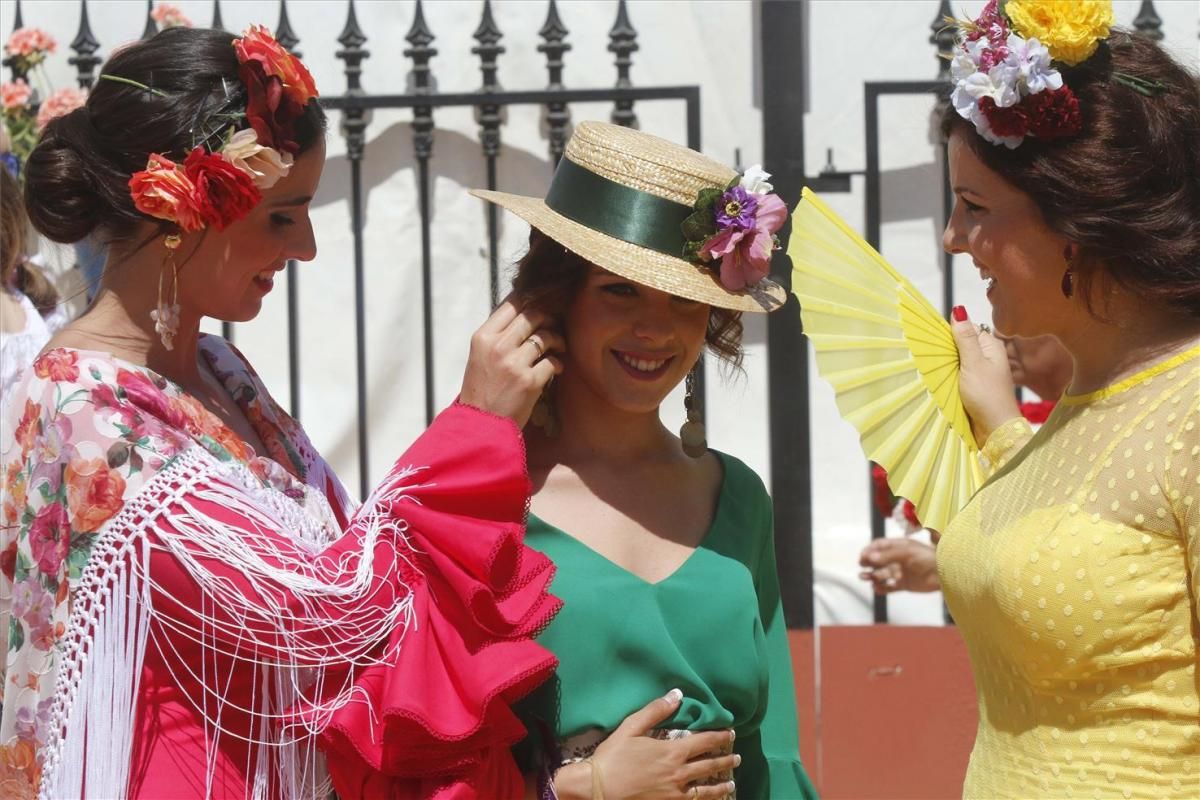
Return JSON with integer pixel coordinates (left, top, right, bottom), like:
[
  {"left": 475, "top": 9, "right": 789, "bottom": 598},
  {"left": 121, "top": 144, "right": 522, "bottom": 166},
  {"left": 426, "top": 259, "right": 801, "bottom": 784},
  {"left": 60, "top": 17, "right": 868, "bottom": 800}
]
[
  {"left": 526, "top": 335, "right": 545, "bottom": 358},
  {"left": 978, "top": 323, "right": 992, "bottom": 335}
]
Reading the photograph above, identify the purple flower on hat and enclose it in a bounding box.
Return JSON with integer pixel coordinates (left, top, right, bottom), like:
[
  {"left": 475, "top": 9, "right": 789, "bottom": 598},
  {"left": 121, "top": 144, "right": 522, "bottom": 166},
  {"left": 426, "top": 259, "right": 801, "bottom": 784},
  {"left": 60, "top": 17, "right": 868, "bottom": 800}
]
[{"left": 715, "top": 185, "right": 758, "bottom": 231}]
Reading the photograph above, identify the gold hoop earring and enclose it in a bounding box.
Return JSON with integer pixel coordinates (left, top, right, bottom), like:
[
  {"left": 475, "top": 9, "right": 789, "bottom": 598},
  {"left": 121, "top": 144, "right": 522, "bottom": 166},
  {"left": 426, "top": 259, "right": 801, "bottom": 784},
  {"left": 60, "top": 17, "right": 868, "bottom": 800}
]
[
  {"left": 680, "top": 366, "right": 707, "bottom": 458},
  {"left": 151, "top": 233, "right": 182, "bottom": 350}
]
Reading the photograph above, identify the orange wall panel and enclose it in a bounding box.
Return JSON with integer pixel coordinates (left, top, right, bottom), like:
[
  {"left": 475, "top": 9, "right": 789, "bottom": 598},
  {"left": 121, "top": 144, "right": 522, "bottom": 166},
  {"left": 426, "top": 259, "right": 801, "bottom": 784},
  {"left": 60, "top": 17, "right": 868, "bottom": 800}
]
[{"left": 789, "top": 625, "right": 978, "bottom": 800}]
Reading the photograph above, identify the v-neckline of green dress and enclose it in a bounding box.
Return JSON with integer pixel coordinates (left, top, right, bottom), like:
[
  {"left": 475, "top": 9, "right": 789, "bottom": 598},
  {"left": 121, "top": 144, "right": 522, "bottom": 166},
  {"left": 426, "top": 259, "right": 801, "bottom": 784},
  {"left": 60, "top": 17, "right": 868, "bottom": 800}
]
[{"left": 527, "top": 451, "right": 731, "bottom": 587}]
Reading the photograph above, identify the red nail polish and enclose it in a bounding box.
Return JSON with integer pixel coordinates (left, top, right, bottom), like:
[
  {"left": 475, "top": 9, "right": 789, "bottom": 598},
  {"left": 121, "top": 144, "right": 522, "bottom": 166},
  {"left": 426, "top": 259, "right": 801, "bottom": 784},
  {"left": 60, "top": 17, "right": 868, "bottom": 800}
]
[{"left": 952, "top": 305, "right": 968, "bottom": 322}]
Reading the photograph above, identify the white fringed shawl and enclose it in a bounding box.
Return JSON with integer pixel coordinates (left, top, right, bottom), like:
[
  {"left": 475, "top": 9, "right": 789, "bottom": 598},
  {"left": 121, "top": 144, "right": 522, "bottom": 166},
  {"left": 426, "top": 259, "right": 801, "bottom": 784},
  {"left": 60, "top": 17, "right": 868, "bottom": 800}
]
[{"left": 40, "top": 445, "right": 419, "bottom": 800}]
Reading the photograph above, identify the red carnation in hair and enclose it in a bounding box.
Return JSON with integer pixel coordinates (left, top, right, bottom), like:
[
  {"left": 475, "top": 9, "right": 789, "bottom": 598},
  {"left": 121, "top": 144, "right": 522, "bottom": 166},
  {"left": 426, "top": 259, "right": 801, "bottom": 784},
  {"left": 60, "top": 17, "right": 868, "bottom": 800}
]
[
  {"left": 978, "top": 96, "right": 1032, "bottom": 139},
  {"left": 980, "top": 87, "right": 1082, "bottom": 142},
  {"left": 1025, "top": 88, "right": 1082, "bottom": 140},
  {"left": 183, "top": 147, "right": 262, "bottom": 231}
]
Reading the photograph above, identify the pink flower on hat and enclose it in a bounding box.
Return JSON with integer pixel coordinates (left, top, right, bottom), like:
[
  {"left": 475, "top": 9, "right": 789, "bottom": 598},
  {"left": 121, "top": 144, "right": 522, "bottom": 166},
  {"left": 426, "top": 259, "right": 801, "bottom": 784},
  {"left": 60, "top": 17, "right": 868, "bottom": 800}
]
[{"left": 700, "top": 192, "right": 787, "bottom": 292}]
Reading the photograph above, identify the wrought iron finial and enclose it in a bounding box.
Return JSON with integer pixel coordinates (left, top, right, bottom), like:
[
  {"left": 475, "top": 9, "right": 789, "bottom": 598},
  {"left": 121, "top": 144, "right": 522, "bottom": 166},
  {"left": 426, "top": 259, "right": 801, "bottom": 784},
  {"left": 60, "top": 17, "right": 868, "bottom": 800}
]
[
  {"left": 405, "top": 0, "right": 438, "bottom": 159},
  {"left": 337, "top": 0, "right": 371, "bottom": 161},
  {"left": 608, "top": 0, "right": 639, "bottom": 128},
  {"left": 930, "top": 0, "right": 956, "bottom": 77},
  {"left": 472, "top": 0, "right": 504, "bottom": 90},
  {"left": 142, "top": 0, "right": 158, "bottom": 40},
  {"left": 539, "top": 0, "right": 572, "bottom": 161},
  {"left": 211, "top": 0, "right": 225, "bottom": 31},
  {"left": 276, "top": 0, "right": 301, "bottom": 56},
  {"left": 473, "top": 0, "right": 505, "bottom": 159},
  {"left": 69, "top": 0, "right": 103, "bottom": 89},
  {"left": 3, "top": 0, "right": 25, "bottom": 81},
  {"left": 1133, "top": 1, "right": 1164, "bottom": 41}
]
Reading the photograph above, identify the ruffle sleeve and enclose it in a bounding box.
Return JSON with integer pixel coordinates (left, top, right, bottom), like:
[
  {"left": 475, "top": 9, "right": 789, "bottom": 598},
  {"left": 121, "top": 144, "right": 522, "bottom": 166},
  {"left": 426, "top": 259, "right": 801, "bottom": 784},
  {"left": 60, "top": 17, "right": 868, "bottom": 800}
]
[{"left": 318, "top": 402, "right": 562, "bottom": 799}]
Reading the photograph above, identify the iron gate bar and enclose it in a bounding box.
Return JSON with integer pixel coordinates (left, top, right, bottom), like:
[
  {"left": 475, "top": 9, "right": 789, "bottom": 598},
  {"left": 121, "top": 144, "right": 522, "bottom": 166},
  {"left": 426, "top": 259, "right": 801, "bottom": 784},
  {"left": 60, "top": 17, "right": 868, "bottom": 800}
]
[
  {"left": 762, "top": 0, "right": 814, "bottom": 630},
  {"left": 320, "top": 86, "right": 702, "bottom": 111}
]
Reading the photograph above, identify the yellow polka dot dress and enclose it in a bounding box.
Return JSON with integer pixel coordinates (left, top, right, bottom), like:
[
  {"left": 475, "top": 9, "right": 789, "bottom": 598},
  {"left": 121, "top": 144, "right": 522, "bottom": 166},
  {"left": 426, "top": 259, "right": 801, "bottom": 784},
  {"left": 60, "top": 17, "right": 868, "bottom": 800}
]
[{"left": 938, "top": 344, "right": 1200, "bottom": 799}]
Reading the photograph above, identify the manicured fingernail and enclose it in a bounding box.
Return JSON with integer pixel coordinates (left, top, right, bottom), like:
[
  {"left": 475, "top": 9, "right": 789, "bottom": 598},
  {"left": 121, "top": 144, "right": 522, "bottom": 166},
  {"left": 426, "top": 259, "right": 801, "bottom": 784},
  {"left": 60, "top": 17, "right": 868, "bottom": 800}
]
[
  {"left": 729, "top": 729, "right": 737, "bottom": 742},
  {"left": 727, "top": 781, "right": 737, "bottom": 791},
  {"left": 952, "top": 305, "right": 968, "bottom": 322},
  {"left": 664, "top": 688, "right": 683, "bottom": 704},
  {"left": 734, "top": 754, "right": 742, "bottom": 767}
]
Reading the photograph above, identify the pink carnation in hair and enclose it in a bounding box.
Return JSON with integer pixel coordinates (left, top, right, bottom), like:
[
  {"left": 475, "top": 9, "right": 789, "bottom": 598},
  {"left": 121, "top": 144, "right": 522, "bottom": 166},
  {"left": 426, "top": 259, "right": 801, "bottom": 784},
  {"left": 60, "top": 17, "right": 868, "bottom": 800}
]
[
  {"left": 35, "top": 87, "right": 87, "bottom": 130},
  {"left": 5, "top": 27, "right": 56, "bottom": 58},
  {"left": 1, "top": 79, "right": 31, "bottom": 111}
]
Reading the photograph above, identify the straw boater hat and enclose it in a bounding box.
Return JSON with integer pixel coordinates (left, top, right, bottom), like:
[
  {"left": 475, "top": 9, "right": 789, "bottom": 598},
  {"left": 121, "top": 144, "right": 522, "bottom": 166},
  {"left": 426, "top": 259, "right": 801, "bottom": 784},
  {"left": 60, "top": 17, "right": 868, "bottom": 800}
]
[{"left": 471, "top": 121, "right": 787, "bottom": 313}]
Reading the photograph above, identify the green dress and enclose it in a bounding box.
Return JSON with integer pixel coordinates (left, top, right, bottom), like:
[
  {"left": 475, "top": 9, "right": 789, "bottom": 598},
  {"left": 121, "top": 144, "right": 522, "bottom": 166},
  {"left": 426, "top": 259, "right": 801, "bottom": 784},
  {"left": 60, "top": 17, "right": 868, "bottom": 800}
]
[{"left": 516, "top": 452, "right": 819, "bottom": 799}]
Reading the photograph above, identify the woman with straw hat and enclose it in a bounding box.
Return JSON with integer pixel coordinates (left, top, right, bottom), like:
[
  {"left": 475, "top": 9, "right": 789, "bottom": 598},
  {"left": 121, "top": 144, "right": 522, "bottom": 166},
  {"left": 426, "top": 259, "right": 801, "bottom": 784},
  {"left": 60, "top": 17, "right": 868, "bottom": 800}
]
[{"left": 473, "top": 121, "right": 818, "bottom": 800}]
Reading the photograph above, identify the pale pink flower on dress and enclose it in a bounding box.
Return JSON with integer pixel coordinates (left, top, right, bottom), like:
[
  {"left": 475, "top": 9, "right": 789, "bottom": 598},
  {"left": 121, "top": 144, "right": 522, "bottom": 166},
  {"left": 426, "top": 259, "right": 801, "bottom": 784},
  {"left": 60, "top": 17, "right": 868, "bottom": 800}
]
[
  {"left": 1, "top": 80, "right": 31, "bottom": 111},
  {"left": 35, "top": 87, "right": 87, "bottom": 131},
  {"left": 151, "top": 3, "right": 193, "bottom": 29}
]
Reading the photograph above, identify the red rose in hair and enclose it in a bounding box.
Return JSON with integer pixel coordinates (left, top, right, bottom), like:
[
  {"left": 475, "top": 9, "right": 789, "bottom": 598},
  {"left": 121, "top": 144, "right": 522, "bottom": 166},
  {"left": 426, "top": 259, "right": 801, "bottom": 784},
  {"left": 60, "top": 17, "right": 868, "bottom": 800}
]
[
  {"left": 129, "top": 153, "right": 205, "bottom": 232},
  {"left": 1025, "top": 87, "right": 1082, "bottom": 140},
  {"left": 183, "top": 147, "right": 262, "bottom": 231},
  {"left": 234, "top": 26, "right": 318, "bottom": 156},
  {"left": 234, "top": 25, "right": 317, "bottom": 106}
]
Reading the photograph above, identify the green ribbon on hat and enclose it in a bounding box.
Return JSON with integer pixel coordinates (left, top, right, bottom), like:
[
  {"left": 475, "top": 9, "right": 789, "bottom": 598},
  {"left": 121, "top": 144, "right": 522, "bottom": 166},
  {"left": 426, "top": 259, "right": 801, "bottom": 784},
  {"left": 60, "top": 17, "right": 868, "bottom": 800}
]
[{"left": 544, "top": 157, "right": 694, "bottom": 258}]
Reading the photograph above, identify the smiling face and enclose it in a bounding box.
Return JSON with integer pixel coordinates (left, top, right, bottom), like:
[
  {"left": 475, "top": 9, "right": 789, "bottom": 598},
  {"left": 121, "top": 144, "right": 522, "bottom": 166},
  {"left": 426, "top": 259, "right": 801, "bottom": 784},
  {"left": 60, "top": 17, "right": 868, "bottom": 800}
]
[
  {"left": 562, "top": 266, "right": 711, "bottom": 414},
  {"left": 943, "top": 130, "right": 1073, "bottom": 338},
  {"left": 176, "top": 137, "right": 325, "bottom": 322}
]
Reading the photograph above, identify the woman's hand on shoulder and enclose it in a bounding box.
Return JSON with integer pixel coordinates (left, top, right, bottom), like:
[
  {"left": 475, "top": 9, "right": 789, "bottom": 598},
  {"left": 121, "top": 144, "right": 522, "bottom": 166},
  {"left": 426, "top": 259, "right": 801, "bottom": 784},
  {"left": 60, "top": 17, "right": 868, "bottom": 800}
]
[
  {"left": 554, "top": 689, "right": 738, "bottom": 800},
  {"left": 459, "top": 293, "right": 564, "bottom": 427},
  {"left": 951, "top": 309, "right": 1021, "bottom": 448}
]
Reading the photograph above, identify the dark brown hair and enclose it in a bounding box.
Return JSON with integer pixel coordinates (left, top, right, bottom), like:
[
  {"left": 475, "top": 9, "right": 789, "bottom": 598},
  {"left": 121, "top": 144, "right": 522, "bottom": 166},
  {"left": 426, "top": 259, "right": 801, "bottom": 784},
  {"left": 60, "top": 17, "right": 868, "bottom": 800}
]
[
  {"left": 511, "top": 228, "right": 745, "bottom": 370},
  {"left": 941, "top": 30, "right": 1200, "bottom": 319},
  {"left": 23, "top": 27, "right": 327, "bottom": 246},
  {"left": 1, "top": 168, "right": 59, "bottom": 315}
]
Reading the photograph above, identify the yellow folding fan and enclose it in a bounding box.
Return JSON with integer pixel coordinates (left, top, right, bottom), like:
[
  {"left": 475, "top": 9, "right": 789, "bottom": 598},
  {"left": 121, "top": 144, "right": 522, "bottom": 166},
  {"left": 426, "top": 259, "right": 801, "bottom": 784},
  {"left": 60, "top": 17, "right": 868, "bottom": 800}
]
[{"left": 787, "top": 187, "right": 984, "bottom": 533}]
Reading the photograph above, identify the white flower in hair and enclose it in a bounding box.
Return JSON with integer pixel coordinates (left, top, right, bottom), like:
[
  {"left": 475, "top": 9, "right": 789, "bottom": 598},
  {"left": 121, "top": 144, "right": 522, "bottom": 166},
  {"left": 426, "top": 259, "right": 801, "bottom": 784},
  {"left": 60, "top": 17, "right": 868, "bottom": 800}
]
[
  {"left": 739, "top": 164, "right": 774, "bottom": 196},
  {"left": 1003, "top": 35, "right": 1063, "bottom": 95},
  {"left": 221, "top": 128, "right": 294, "bottom": 189}
]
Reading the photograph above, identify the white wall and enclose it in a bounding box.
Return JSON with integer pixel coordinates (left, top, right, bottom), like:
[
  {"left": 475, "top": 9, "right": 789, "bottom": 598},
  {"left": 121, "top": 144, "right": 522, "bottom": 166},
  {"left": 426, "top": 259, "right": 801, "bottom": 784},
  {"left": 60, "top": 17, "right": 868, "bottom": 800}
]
[{"left": 6, "top": 0, "right": 1198, "bottom": 625}]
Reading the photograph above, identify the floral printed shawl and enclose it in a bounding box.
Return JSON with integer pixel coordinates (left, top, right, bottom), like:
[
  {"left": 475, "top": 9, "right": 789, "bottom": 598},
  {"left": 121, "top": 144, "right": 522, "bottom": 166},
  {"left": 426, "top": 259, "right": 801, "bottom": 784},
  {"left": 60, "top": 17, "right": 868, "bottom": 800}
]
[{"left": 0, "top": 336, "right": 352, "bottom": 796}]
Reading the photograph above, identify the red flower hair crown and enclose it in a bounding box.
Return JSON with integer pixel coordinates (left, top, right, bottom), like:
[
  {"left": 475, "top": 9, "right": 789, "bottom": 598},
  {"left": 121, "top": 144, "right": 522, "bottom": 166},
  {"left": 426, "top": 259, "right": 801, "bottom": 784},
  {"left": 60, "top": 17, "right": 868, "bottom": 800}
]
[{"left": 113, "top": 26, "right": 319, "bottom": 233}]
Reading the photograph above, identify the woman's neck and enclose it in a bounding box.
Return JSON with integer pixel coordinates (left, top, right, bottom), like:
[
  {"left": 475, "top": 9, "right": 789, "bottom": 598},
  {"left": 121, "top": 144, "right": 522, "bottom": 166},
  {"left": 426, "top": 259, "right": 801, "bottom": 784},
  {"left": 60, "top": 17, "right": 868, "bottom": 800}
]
[
  {"left": 1059, "top": 299, "right": 1200, "bottom": 396},
  {"left": 55, "top": 243, "right": 205, "bottom": 388},
  {"left": 530, "top": 374, "right": 678, "bottom": 467}
]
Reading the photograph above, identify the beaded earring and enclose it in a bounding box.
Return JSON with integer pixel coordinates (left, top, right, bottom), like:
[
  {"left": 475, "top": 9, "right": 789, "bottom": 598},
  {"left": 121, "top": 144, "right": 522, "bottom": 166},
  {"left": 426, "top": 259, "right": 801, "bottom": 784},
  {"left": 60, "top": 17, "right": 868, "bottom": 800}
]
[{"left": 680, "top": 366, "right": 707, "bottom": 458}]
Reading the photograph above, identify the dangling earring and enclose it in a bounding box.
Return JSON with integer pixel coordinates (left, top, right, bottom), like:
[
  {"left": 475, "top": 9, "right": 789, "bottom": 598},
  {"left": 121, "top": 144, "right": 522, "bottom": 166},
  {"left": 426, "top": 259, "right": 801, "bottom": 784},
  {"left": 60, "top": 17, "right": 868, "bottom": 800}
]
[
  {"left": 529, "top": 378, "right": 558, "bottom": 437},
  {"left": 1061, "top": 248, "right": 1075, "bottom": 299},
  {"left": 680, "top": 366, "right": 707, "bottom": 458},
  {"left": 151, "top": 233, "right": 182, "bottom": 350}
]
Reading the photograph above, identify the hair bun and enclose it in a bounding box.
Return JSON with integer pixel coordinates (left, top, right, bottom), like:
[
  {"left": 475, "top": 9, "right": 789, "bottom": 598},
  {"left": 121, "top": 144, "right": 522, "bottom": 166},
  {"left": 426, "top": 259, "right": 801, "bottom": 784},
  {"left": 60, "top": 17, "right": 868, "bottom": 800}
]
[{"left": 23, "top": 109, "right": 108, "bottom": 244}]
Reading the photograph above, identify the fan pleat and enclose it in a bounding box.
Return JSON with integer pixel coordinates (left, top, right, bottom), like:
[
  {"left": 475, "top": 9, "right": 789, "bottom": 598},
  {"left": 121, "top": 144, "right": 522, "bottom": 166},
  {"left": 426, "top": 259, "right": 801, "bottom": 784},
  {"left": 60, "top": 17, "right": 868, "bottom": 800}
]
[{"left": 789, "top": 187, "right": 985, "bottom": 533}]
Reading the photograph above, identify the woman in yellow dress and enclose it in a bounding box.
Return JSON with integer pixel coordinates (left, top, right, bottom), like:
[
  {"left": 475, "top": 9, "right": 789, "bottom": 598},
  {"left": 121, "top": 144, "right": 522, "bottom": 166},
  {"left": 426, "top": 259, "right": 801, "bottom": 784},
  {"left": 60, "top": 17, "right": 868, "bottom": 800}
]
[{"left": 936, "top": 2, "right": 1200, "bottom": 797}]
